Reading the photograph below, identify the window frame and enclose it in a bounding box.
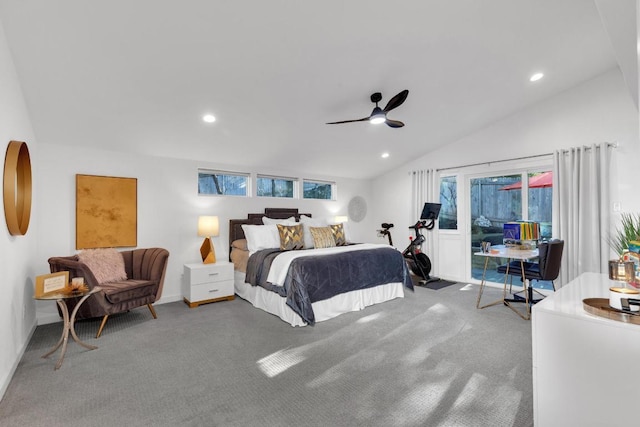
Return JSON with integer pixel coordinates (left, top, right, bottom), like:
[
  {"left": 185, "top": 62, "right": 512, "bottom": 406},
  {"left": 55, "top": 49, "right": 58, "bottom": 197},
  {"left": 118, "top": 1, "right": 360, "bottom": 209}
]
[
  {"left": 256, "top": 174, "right": 298, "bottom": 199},
  {"left": 198, "top": 169, "right": 251, "bottom": 197},
  {"left": 302, "top": 179, "right": 336, "bottom": 200},
  {"left": 439, "top": 175, "right": 458, "bottom": 231}
]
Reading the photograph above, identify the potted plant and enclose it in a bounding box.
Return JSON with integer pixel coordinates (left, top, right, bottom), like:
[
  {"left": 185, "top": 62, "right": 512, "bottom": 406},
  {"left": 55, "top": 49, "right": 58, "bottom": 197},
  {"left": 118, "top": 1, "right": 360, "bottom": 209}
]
[
  {"left": 608, "top": 212, "right": 640, "bottom": 282},
  {"left": 609, "top": 213, "right": 640, "bottom": 257}
]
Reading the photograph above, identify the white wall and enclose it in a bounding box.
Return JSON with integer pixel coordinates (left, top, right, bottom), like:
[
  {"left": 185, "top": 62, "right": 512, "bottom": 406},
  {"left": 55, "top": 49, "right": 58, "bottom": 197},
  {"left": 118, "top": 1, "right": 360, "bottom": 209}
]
[
  {"left": 0, "top": 21, "right": 38, "bottom": 398},
  {"left": 371, "top": 67, "right": 640, "bottom": 282},
  {"left": 34, "top": 144, "right": 375, "bottom": 323}
]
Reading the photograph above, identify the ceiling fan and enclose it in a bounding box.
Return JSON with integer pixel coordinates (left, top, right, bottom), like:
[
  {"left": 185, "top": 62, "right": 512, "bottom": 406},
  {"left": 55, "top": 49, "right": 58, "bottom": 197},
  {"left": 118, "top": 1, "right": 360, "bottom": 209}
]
[{"left": 326, "top": 89, "right": 409, "bottom": 128}]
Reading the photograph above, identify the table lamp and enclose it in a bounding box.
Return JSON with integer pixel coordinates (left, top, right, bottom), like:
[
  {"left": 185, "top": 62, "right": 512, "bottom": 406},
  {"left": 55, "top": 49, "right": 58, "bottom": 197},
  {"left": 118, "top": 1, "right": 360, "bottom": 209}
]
[{"left": 198, "top": 215, "right": 219, "bottom": 264}]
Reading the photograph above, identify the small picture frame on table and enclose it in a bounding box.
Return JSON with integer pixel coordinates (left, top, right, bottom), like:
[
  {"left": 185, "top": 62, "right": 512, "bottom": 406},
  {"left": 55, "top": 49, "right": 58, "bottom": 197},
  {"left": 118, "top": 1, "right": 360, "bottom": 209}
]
[{"left": 35, "top": 271, "right": 69, "bottom": 297}]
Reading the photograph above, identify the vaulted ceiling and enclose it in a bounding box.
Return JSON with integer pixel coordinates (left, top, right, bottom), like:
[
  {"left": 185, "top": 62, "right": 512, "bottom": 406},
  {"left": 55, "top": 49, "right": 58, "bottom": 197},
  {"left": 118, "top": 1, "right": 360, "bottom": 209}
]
[{"left": 0, "top": 1, "right": 634, "bottom": 179}]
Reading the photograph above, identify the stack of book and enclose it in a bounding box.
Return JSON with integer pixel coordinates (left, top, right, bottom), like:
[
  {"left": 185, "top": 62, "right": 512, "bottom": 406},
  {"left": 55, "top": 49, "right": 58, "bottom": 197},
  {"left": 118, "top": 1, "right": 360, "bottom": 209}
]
[
  {"left": 503, "top": 221, "right": 540, "bottom": 249},
  {"left": 623, "top": 240, "right": 640, "bottom": 284}
]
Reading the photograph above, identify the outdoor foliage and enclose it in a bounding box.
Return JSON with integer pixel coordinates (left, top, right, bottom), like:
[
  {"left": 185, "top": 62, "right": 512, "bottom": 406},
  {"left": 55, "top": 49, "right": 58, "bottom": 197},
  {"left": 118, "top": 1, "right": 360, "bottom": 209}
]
[{"left": 303, "top": 181, "right": 332, "bottom": 200}]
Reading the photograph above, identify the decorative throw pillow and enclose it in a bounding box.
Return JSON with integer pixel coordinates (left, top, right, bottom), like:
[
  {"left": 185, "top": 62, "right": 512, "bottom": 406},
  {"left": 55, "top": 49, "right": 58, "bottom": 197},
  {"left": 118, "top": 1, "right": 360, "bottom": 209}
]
[
  {"left": 310, "top": 226, "right": 336, "bottom": 249},
  {"left": 77, "top": 248, "right": 127, "bottom": 284},
  {"left": 277, "top": 224, "right": 304, "bottom": 250},
  {"left": 299, "top": 215, "right": 328, "bottom": 249},
  {"left": 330, "top": 223, "right": 347, "bottom": 246}
]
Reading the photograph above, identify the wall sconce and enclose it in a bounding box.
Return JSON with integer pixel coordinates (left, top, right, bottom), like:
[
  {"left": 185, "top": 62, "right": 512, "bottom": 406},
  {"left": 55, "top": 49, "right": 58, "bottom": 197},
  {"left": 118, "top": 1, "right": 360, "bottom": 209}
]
[{"left": 198, "top": 216, "right": 219, "bottom": 264}]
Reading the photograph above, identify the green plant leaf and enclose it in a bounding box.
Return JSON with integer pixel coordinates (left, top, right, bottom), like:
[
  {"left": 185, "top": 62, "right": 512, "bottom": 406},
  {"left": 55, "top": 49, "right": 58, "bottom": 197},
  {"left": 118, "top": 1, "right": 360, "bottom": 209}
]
[{"left": 608, "top": 212, "right": 640, "bottom": 256}]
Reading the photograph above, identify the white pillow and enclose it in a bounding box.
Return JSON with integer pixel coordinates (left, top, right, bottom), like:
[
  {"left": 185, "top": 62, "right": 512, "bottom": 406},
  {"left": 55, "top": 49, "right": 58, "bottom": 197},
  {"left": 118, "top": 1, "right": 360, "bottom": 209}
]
[
  {"left": 300, "top": 215, "right": 328, "bottom": 249},
  {"left": 262, "top": 216, "right": 296, "bottom": 225},
  {"left": 241, "top": 224, "right": 280, "bottom": 255}
]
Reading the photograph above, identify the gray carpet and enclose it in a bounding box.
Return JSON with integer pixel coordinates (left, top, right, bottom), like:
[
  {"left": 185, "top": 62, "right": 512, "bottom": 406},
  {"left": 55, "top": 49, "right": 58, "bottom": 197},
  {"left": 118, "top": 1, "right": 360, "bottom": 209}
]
[{"left": 0, "top": 284, "right": 533, "bottom": 427}]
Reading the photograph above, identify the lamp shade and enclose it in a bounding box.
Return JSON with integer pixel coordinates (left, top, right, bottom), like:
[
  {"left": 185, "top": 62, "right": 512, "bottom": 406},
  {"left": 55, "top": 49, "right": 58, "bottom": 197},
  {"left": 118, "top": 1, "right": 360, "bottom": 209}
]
[
  {"left": 198, "top": 216, "right": 219, "bottom": 237},
  {"left": 334, "top": 216, "right": 348, "bottom": 223}
]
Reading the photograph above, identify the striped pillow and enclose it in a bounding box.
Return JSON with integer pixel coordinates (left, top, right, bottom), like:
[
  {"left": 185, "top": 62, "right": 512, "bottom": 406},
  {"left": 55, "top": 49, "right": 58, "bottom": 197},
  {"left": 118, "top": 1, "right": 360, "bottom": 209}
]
[
  {"left": 277, "top": 224, "right": 304, "bottom": 250},
  {"left": 310, "top": 226, "right": 336, "bottom": 249}
]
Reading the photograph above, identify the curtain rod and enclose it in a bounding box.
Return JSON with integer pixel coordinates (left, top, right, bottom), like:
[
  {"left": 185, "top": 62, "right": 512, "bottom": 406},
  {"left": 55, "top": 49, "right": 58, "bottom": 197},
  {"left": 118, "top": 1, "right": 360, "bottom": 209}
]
[{"left": 435, "top": 142, "right": 617, "bottom": 172}]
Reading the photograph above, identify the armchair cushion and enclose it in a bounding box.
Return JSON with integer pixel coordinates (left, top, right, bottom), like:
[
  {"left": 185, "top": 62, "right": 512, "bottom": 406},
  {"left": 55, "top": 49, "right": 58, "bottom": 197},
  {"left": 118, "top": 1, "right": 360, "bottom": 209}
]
[
  {"left": 99, "top": 279, "right": 158, "bottom": 304},
  {"left": 77, "top": 248, "right": 128, "bottom": 284}
]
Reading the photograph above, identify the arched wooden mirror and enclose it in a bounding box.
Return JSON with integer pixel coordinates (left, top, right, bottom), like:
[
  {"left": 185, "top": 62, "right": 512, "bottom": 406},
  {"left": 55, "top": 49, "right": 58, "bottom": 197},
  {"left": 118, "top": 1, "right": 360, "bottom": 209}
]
[{"left": 3, "top": 140, "right": 32, "bottom": 235}]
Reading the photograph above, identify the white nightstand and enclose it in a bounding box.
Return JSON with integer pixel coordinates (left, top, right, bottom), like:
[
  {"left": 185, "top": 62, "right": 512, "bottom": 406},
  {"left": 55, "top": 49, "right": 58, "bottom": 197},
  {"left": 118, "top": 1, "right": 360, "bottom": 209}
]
[{"left": 183, "top": 261, "right": 235, "bottom": 308}]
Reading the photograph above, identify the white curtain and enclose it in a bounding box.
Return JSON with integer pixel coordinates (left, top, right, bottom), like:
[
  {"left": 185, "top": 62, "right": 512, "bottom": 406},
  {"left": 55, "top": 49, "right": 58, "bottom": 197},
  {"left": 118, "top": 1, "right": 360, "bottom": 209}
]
[
  {"left": 411, "top": 169, "right": 438, "bottom": 271},
  {"left": 552, "top": 143, "right": 612, "bottom": 286}
]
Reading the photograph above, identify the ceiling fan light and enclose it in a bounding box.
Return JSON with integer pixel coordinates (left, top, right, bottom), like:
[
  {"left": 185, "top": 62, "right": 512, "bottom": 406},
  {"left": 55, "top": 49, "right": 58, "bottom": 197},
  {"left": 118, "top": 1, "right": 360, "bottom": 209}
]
[{"left": 369, "top": 107, "right": 386, "bottom": 124}]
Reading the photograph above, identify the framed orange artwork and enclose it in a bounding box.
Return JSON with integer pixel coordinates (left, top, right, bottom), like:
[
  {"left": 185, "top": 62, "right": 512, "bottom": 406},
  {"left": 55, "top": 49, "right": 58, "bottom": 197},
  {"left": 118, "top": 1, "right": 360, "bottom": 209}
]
[{"left": 76, "top": 174, "right": 137, "bottom": 249}]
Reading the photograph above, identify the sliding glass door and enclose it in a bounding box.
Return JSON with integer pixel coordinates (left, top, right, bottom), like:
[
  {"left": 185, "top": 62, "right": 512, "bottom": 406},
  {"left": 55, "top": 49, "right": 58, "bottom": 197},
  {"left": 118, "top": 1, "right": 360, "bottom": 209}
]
[{"left": 470, "top": 171, "right": 553, "bottom": 289}]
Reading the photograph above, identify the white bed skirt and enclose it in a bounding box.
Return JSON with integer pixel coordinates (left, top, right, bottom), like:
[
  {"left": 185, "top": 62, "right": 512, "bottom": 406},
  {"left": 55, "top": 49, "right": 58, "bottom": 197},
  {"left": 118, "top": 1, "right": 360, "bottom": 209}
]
[{"left": 234, "top": 271, "right": 405, "bottom": 327}]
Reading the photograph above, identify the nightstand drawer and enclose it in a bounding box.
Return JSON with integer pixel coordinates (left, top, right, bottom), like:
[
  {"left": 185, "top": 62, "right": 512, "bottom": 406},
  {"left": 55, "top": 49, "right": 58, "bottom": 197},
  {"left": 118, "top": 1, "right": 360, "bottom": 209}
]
[
  {"left": 189, "top": 264, "right": 234, "bottom": 285},
  {"left": 188, "top": 279, "right": 234, "bottom": 302}
]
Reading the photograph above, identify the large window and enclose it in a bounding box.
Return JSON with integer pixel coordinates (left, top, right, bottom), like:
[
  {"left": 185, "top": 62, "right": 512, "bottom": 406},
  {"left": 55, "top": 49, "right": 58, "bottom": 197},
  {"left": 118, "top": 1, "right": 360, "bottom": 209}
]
[
  {"left": 257, "top": 175, "right": 295, "bottom": 198},
  {"left": 303, "top": 180, "right": 334, "bottom": 200},
  {"left": 198, "top": 170, "right": 249, "bottom": 196},
  {"left": 439, "top": 176, "right": 457, "bottom": 230},
  {"left": 469, "top": 170, "right": 553, "bottom": 289}
]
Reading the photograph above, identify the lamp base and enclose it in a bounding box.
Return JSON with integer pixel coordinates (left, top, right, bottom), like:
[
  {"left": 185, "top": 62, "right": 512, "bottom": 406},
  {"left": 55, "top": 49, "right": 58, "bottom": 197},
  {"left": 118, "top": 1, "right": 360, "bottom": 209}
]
[{"left": 200, "top": 237, "right": 216, "bottom": 264}]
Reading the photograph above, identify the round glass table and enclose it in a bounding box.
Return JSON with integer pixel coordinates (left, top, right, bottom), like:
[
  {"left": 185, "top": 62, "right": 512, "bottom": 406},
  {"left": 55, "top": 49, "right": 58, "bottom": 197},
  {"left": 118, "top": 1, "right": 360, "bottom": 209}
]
[{"left": 35, "top": 287, "right": 100, "bottom": 370}]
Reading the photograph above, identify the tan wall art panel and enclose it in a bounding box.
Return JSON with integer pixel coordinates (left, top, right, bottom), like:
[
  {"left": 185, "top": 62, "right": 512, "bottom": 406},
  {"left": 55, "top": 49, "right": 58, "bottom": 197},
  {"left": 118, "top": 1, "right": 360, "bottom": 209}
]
[{"left": 76, "top": 174, "right": 137, "bottom": 249}]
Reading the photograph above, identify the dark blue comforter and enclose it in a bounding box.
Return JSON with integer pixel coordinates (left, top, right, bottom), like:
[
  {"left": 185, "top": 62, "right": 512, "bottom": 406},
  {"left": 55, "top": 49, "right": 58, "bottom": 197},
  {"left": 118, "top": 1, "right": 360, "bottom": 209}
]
[{"left": 246, "top": 246, "right": 413, "bottom": 325}]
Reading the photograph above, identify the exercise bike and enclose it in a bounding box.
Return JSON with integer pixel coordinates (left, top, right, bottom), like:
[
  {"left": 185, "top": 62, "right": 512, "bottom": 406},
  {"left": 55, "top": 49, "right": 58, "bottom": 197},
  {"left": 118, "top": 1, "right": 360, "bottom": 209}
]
[
  {"left": 377, "top": 223, "right": 394, "bottom": 246},
  {"left": 403, "top": 203, "right": 441, "bottom": 285}
]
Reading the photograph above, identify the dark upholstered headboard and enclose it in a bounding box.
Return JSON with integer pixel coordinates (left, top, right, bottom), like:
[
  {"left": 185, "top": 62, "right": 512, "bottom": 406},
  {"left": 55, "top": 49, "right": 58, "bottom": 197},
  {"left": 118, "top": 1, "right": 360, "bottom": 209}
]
[{"left": 228, "top": 208, "right": 311, "bottom": 253}]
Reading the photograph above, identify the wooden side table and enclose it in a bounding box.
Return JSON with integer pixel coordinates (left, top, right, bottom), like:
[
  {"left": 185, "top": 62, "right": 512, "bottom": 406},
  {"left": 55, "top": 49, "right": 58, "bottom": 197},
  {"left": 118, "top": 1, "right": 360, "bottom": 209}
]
[
  {"left": 183, "top": 261, "right": 234, "bottom": 308},
  {"left": 35, "top": 288, "right": 99, "bottom": 370}
]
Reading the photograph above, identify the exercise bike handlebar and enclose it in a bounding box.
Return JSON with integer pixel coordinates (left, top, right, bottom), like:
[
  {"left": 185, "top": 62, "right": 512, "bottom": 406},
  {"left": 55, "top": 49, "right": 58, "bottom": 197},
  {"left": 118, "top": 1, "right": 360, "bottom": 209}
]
[
  {"left": 409, "top": 220, "right": 426, "bottom": 230},
  {"left": 409, "top": 219, "right": 435, "bottom": 231}
]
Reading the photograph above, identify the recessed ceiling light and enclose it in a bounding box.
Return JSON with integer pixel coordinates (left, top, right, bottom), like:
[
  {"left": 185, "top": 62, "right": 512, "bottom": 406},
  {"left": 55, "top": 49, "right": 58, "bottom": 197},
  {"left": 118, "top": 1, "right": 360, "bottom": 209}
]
[
  {"left": 203, "top": 114, "right": 216, "bottom": 123},
  {"left": 381, "top": 152, "right": 389, "bottom": 159},
  {"left": 529, "top": 73, "right": 544, "bottom": 82}
]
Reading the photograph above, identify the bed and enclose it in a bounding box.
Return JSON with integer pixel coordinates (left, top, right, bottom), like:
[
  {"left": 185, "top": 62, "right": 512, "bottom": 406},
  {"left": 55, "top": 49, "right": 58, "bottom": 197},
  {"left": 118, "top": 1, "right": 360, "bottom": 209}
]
[{"left": 229, "top": 208, "right": 413, "bottom": 326}]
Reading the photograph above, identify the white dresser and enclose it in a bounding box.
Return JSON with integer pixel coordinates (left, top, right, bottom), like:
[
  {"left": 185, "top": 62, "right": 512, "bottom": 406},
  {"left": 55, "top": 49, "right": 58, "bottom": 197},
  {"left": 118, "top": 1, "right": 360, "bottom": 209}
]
[
  {"left": 183, "top": 261, "right": 235, "bottom": 308},
  {"left": 532, "top": 272, "right": 640, "bottom": 426}
]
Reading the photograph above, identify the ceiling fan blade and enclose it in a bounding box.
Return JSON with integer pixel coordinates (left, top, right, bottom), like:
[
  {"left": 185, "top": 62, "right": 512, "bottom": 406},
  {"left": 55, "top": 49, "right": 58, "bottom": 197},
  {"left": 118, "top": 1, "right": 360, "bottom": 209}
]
[
  {"left": 326, "top": 117, "right": 369, "bottom": 125},
  {"left": 385, "top": 119, "right": 405, "bottom": 128},
  {"left": 383, "top": 89, "right": 409, "bottom": 112}
]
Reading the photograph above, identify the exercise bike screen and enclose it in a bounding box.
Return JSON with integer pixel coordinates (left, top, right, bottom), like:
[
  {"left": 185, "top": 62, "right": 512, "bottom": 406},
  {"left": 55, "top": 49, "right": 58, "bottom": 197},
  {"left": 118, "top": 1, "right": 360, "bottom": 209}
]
[{"left": 420, "top": 203, "right": 441, "bottom": 220}]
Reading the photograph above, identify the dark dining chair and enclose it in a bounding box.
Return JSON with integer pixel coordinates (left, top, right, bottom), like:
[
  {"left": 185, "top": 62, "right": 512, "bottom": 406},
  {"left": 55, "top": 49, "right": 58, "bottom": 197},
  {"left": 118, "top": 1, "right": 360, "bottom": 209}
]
[{"left": 497, "top": 239, "right": 564, "bottom": 304}]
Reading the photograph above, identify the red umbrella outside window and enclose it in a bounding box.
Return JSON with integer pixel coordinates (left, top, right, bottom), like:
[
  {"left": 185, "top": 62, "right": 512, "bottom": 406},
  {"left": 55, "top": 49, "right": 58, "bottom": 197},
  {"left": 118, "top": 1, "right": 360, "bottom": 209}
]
[{"left": 500, "top": 171, "right": 553, "bottom": 190}]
